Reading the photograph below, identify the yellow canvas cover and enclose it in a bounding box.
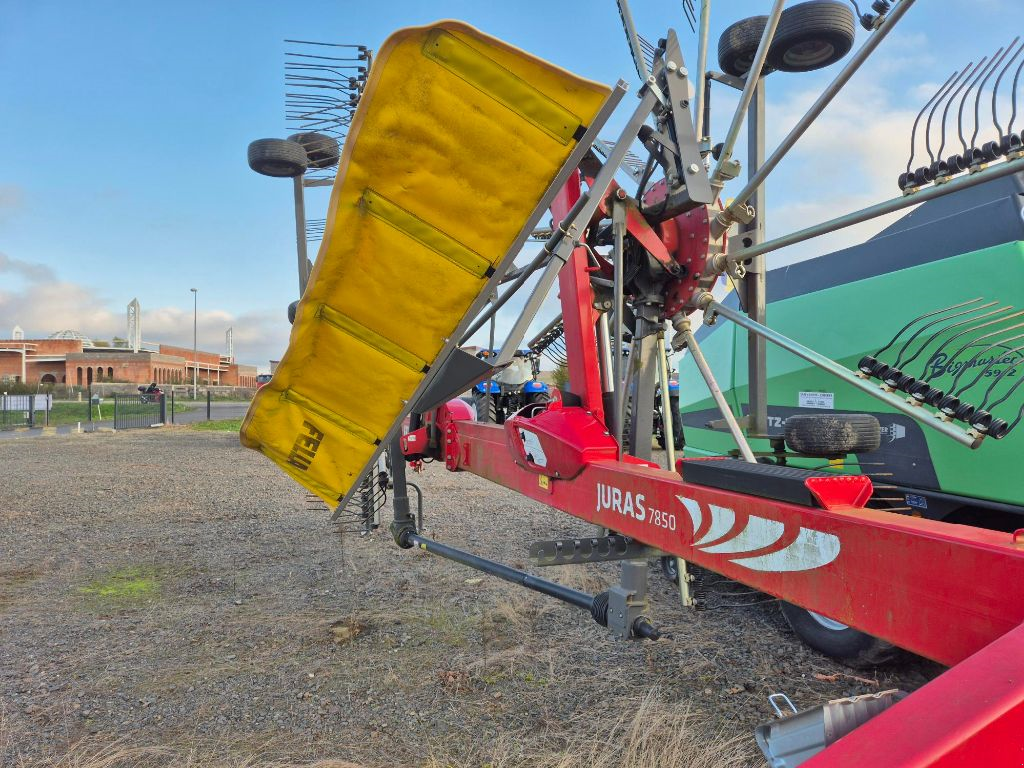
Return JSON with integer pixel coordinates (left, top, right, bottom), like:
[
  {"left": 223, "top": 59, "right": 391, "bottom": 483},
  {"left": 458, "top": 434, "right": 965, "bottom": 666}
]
[{"left": 240, "top": 20, "right": 611, "bottom": 504}]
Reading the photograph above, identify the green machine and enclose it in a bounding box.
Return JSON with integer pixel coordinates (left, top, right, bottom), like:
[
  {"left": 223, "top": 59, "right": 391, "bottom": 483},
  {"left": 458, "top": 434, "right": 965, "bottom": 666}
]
[
  {"left": 680, "top": 173, "right": 1024, "bottom": 527},
  {"left": 676, "top": 173, "right": 1024, "bottom": 662}
]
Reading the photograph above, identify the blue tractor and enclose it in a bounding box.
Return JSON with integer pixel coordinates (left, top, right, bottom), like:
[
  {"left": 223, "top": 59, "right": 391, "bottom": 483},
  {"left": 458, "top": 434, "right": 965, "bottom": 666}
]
[{"left": 473, "top": 349, "right": 549, "bottom": 423}]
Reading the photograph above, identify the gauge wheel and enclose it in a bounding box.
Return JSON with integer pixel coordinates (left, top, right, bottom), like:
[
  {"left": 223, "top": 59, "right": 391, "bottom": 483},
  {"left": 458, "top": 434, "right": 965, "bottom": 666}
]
[
  {"left": 766, "top": 0, "right": 856, "bottom": 73},
  {"left": 660, "top": 555, "right": 680, "bottom": 585},
  {"left": 779, "top": 601, "right": 903, "bottom": 668},
  {"left": 287, "top": 131, "right": 341, "bottom": 169},
  {"left": 247, "top": 138, "right": 308, "bottom": 178},
  {"left": 784, "top": 413, "right": 880, "bottom": 457},
  {"left": 718, "top": 16, "right": 777, "bottom": 77}
]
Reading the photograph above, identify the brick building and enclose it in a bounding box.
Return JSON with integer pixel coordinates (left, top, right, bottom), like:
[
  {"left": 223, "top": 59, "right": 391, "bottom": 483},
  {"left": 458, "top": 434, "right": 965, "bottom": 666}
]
[{"left": 0, "top": 331, "right": 257, "bottom": 388}]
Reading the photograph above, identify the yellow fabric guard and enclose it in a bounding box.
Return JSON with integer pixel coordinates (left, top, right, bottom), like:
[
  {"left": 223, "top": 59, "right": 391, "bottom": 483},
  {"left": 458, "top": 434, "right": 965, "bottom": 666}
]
[{"left": 240, "top": 20, "right": 611, "bottom": 504}]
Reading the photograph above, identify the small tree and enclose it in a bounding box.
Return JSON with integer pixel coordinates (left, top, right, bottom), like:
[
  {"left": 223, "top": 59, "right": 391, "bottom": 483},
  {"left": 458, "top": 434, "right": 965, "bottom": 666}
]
[{"left": 552, "top": 362, "right": 569, "bottom": 390}]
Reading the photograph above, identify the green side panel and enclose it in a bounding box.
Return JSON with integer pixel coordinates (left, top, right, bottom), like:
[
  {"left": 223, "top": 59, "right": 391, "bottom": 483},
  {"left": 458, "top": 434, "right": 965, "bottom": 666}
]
[
  {"left": 679, "top": 241, "right": 1024, "bottom": 506},
  {"left": 676, "top": 318, "right": 739, "bottom": 457}
]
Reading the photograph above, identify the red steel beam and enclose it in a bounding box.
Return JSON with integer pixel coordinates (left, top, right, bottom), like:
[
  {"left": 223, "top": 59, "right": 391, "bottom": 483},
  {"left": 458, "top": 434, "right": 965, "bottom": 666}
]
[
  {"left": 552, "top": 173, "right": 605, "bottom": 422},
  {"left": 805, "top": 621, "right": 1024, "bottom": 766},
  {"left": 445, "top": 418, "right": 1024, "bottom": 667}
]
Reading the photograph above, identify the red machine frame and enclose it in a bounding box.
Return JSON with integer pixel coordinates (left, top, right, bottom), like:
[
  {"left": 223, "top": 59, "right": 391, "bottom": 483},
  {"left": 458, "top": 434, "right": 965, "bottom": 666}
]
[{"left": 410, "top": 167, "right": 1024, "bottom": 764}]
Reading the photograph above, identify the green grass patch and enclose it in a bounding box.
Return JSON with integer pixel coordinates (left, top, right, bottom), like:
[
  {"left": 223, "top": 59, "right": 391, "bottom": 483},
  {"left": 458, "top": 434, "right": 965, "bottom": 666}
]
[
  {"left": 191, "top": 418, "right": 243, "bottom": 432},
  {"left": 38, "top": 400, "right": 191, "bottom": 426},
  {"left": 79, "top": 566, "right": 161, "bottom": 605}
]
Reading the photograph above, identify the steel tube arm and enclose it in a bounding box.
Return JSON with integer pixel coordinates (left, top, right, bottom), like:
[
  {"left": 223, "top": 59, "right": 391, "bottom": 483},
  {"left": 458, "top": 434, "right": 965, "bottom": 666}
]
[
  {"left": 492, "top": 89, "right": 661, "bottom": 364},
  {"left": 692, "top": 0, "right": 711, "bottom": 139},
  {"left": 679, "top": 324, "right": 758, "bottom": 462},
  {"left": 404, "top": 532, "right": 595, "bottom": 611},
  {"left": 716, "top": 0, "right": 916, "bottom": 234},
  {"left": 728, "top": 154, "right": 1024, "bottom": 263},
  {"left": 704, "top": 299, "right": 980, "bottom": 448},
  {"left": 710, "top": 0, "right": 784, "bottom": 185}
]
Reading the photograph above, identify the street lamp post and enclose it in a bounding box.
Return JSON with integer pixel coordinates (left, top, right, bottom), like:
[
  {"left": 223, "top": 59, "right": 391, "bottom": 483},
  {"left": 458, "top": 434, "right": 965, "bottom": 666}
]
[{"left": 191, "top": 288, "right": 198, "bottom": 400}]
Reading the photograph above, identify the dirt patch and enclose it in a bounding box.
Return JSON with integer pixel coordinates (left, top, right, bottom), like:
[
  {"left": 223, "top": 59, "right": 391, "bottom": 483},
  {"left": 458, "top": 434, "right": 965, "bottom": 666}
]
[
  {"left": 0, "top": 430, "right": 941, "bottom": 766},
  {"left": 0, "top": 568, "right": 44, "bottom": 614}
]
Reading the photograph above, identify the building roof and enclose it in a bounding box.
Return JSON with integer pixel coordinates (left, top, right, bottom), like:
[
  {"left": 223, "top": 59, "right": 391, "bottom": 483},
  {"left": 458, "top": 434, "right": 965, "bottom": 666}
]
[{"left": 48, "top": 329, "right": 94, "bottom": 345}]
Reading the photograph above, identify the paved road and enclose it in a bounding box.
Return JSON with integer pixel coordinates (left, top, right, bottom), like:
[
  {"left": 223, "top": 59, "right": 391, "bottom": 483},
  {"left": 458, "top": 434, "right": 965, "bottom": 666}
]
[{"left": 0, "top": 401, "right": 250, "bottom": 440}]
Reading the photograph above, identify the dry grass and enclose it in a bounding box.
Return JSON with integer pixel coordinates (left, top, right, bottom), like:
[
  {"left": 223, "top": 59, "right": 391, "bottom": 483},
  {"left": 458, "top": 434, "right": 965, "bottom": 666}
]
[
  {"left": 424, "top": 690, "right": 759, "bottom": 768},
  {"left": 2, "top": 692, "right": 760, "bottom": 768}
]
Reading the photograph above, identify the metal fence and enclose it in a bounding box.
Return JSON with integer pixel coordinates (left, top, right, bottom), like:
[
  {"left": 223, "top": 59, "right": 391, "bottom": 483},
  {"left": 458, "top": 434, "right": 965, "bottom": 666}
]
[
  {"left": 0, "top": 402, "right": 30, "bottom": 430},
  {"left": 0, "top": 394, "right": 52, "bottom": 430},
  {"left": 112, "top": 393, "right": 166, "bottom": 430}
]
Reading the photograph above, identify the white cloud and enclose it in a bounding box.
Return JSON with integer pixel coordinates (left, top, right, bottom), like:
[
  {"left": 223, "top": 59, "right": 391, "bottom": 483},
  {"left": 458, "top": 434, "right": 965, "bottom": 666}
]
[
  {"left": 756, "top": 71, "right": 921, "bottom": 266},
  {"left": 0, "top": 253, "right": 288, "bottom": 369},
  {"left": 0, "top": 251, "right": 54, "bottom": 282}
]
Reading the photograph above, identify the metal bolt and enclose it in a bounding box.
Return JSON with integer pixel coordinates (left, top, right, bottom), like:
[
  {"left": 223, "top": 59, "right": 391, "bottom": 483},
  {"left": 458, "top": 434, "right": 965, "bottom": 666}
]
[
  {"left": 666, "top": 61, "right": 677, "bottom": 72},
  {"left": 687, "top": 163, "right": 699, "bottom": 174},
  {"left": 680, "top": 100, "right": 689, "bottom": 109},
  {"left": 615, "top": 188, "right": 626, "bottom": 200}
]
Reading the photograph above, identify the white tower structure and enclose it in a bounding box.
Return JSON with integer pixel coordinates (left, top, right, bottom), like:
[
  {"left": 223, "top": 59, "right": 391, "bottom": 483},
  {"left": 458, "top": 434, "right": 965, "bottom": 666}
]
[
  {"left": 225, "top": 327, "right": 235, "bottom": 362},
  {"left": 127, "top": 298, "right": 141, "bottom": 352},
  {"left": 12, "top": 325, "right": 24, "bottom": 340}
]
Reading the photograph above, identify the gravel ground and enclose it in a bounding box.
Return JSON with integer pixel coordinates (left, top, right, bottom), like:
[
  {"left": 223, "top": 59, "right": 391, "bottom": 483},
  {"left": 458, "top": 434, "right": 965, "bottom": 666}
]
[{"left": 0, "top": 429, "right": 942, "bottom": 766}]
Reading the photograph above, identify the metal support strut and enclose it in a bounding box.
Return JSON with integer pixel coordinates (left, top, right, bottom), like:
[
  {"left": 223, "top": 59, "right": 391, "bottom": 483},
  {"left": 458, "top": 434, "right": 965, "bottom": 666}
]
[
  {"left": 395, "top": 530, "right": 662, "bottom": 641},
  {"left": 388, "top": 440, "right": 660, "bottom": 639}
]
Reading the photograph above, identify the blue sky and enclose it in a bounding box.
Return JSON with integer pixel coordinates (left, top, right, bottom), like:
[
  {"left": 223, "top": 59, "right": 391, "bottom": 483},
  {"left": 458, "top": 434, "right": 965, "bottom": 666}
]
[{"left": 0, "top": 0, "right": 1013, "bottom": 369}]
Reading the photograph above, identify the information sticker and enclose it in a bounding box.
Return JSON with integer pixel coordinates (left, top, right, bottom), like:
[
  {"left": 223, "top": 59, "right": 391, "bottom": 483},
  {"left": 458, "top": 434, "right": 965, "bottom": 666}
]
[{"left": 799, "top": 391, "right": 834, "bottom": 409}]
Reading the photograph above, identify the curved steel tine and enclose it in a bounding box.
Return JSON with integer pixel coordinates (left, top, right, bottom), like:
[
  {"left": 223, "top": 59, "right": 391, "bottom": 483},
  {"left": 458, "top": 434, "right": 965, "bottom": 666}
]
[
  {"left": 892, "top": 301, "right": 998, "bottom": 367},
  {"left": 924, "top": 70, "right": 964, "bottom": 164},
  {"left": 874, "top": 298, "right": 984, "bottom": 359},
  {"left": 958, "top": 54, "right": 993, "bottom": 154},
  {"left": 924, "top": 318, "right": 1024, "bottom": 381},
  {"left": 993, "top": 38, "right": 1024, "bottom": 136},
  {"left": 938, "top": 60, "right": 982, "bottom": 163},
  {"left": 1009, "top": 49, "right": 1024, "bottom": 135},
  {"left": 908, "top": 69, "right": 960, "bottom": 174},
  {"left": 972, "top": 45, "right": 1013, "bottom": 153},
  {"left": 974, "top": 342, "right": 1024, "bottom": 409},
  {"left": 953, "top": 338, "right": 1024, "bottom": 396},
  {"left": 899, "top": 306, "right": 1013, "bottom": 371},
  {"left": 918, "top": 311, "right": 1024, "bottom": 379},
  {"left": 980, "top": 365, "right": 1024, "bottom": 413},
  {"left": 1001, "top": 401, "right": 1024, "bottom": 434}
]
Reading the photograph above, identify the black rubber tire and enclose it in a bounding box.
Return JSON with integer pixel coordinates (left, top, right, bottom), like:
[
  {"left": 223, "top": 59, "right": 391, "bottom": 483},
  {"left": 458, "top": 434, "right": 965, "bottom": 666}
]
[
  {"left": 655, "top": 419, "right": 683, "bottom": 450},
  {"left": 718, "top": 16, "right": 776, "bottom": 77},
  {"left": 247, "top": 138, "right": 308, "bottom": 178},
  {"left": 287, "top": 132, "right": 340, "bottom": 170},
  {"left": 766, "top": 1, "right": 856, "bottom": 73},
  {"left": 473, "top": 393, "right": 498, "bottom": 423},
  {"left": 779, "top": 602, "right": 902, "bottom": 669},
  {"left": 659, "top": 555, "right": 679, "bottom": 585},
  {"left": 784, "top": 413, "right": 880, "bottom": 457},
  {"left": 287, "top": 300, "right": 299, "bottom": 325},
  {"left": 527, "top": 392, "right": 551, "bottom": 406}
]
